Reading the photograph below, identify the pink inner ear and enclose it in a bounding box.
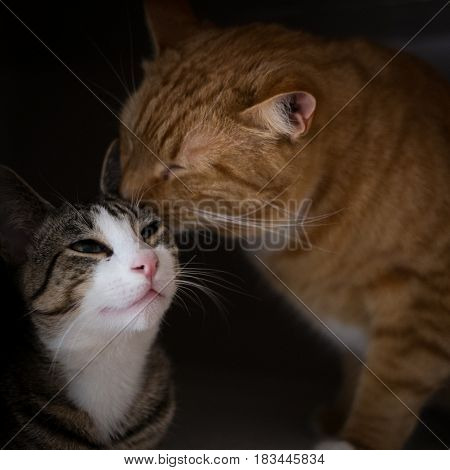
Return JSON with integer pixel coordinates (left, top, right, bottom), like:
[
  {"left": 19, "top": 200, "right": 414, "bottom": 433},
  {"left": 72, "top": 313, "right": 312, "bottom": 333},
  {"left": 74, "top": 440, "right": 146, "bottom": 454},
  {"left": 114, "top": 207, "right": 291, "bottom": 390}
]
[{"left": 290, "top": 91, "right": 316, "bottom": 136}]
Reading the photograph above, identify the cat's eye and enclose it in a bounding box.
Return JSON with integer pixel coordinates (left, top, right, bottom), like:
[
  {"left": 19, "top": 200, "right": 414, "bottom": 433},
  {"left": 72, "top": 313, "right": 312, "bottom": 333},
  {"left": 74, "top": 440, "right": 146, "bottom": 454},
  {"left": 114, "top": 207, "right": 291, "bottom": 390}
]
[
  {"left": 161, "top": 164, "right": 184, "bottom": 181},
  {"left": 141, "top": 220, "right": 160, "bottom": 239},
  {"left": 70, "top": 239, "right": 112, "bottom": 255}
]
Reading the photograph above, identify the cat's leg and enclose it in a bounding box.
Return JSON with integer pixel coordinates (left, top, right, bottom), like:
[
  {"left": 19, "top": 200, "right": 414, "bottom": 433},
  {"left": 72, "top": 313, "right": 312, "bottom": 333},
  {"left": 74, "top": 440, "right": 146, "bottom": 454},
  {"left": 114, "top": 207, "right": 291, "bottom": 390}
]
[
  {"left": 338, "top": 309, "right": 450, "bottom": 449},
  {"left": 316, "top": 318, "right": 367, "bottom": 435}
]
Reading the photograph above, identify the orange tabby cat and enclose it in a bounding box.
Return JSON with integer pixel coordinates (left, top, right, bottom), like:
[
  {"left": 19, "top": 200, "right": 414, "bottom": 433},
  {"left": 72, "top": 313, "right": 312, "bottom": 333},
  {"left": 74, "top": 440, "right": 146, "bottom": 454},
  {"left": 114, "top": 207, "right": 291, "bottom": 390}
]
[{"left": 118, "top": 0, "right": 450, "bottom": 449}]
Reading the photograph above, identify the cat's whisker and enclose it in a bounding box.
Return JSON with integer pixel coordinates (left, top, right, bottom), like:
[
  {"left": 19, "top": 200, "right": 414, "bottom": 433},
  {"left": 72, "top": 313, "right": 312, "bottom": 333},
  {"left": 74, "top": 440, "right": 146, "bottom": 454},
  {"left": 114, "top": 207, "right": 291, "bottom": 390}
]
[
  {"left": 189, "top": 210, "right": 278, "bottom": 231},
  {"left": 118, "top": 55, "right": 133, "bottom": 100},
  {"left": 49, "top": 307, "right": 83, "bottom": 374},
  {"left": 172, "top": 291, "right": 190, "bottom": 314},
  {"left": 176, "top": 280, "right": 228, "bottom": 318},
  {"left": 59, "top": 310, "right": 93, "bottom": 358},
  {"left": 175, "top": 285, "right": 208, "bottom": 316},
  {"left": 178, "top": 264, "right": 245, "bottom": 287},
  {"left": 22, "top": 307, "right": 39, "bottom": 318},
  {"left": 178, "top": 271, "right": 248, "bottom": 298},
  {"left": 176, "top": 283, "right": 229, "bottom": 327},
  {"left": 176, "top": 277, "right": 226, "bottom": 303},
  {"left": 129, "top": 182, "right": 151, "bottom": 214},
  {"left": 87, "top": 80, "right": 125, "bottom": 108},
  {"left": 184, "top": 207, "right": 341, "bottom": 245},
  {"left": 87, "top": 36, "right": 131, "bottom": 98},
  {"left": 178, "top": 267, "right": 244, "bottom": 285},
  {"left": 205, "top": 217, "right": 295, "bottom": 238},
  {"left": 188, "top": 207, "right": 291, "bottom": 226},
  {"left": 125, "top": 7, "right": 137, "bottom": 94},
  {"left": 302, "top": 209, "right": 347, "bottom": 223},
  {"left": 135, "top": 185, "right": 147, "bottom": 208}
]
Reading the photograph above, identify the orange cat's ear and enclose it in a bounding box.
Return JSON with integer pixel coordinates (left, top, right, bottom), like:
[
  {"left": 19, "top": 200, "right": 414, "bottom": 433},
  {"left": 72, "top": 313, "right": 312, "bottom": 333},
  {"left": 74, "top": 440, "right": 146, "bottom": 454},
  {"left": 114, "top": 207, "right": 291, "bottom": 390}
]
[
  {"left": 241, "top": 91, "right": 316, "bottom": 141},
  {"left": 143, "top": 0, "right": 199, "bottom": 55}
]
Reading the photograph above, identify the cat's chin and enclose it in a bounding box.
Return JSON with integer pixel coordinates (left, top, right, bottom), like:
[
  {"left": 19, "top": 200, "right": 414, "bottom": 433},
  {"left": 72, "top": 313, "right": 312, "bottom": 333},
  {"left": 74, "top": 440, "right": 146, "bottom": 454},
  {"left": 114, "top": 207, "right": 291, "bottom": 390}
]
[
  {"left": 78, "top": 288, "right": 172, "bottom": 336},
  {"left": 107, "top": 294, "right": 171, "bottom": 333},
  {"left": 100, "top": 288, "right": 161, "bottom": 316}
]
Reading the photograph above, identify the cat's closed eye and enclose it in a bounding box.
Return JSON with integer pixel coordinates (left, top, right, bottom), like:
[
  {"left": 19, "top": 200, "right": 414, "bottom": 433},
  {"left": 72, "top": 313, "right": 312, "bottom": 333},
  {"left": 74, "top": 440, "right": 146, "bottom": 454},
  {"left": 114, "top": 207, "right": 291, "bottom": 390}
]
[
  {"left": 160, "top": 164, "right": 184, "bottom": 181},
  {"left": 141, "top": 220, "right": 160, "bottom": 239},
  {"left": 69, "top": 239, "right": 112, "bottom": 256}
]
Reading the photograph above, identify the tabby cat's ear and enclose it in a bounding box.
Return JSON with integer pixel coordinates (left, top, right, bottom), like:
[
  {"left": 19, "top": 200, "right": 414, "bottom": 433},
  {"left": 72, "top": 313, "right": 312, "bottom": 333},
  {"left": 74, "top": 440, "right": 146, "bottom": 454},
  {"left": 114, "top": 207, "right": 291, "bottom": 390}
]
[
  {"left": 100, "top": 139, "right": 122, "bottom": 197},
  {"left": 241, "top": 91, "right": 316, "bottom": 141},
  {"left": 143, "top": 0, "right": 199, "bottom": 55},
  {"left": 0, "top": 166, "right": 53, "bottom": 265}
]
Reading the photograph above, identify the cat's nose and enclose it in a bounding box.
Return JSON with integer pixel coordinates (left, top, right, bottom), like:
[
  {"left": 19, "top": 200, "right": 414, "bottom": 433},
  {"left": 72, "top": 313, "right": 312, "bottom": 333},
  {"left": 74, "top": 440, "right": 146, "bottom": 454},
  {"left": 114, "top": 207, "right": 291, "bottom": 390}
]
[{"left": 131, "top": 250, "right": 158, "bottom": 279}]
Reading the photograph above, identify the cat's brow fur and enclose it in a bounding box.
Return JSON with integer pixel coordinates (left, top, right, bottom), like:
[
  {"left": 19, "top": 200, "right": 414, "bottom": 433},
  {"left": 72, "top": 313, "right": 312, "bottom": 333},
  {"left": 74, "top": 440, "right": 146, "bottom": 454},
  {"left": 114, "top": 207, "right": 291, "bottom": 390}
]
[{"left": 120, "top": 1, "right": 450, "bottom": 449}]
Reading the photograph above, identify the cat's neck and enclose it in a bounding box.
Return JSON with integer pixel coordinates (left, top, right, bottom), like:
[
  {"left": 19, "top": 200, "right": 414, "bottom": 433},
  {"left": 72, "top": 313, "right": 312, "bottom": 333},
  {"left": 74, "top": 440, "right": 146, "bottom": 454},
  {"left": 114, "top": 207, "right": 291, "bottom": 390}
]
[{"left": 45, "top": 326, "right": 159, "bottom": 442}]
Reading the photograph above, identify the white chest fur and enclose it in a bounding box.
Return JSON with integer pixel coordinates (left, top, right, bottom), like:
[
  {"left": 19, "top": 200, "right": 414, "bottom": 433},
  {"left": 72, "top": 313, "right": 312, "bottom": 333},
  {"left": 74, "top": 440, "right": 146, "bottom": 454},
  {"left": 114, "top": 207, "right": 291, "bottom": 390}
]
[{"left": 56, "top": 329, "right": 157, "bottom": 442}]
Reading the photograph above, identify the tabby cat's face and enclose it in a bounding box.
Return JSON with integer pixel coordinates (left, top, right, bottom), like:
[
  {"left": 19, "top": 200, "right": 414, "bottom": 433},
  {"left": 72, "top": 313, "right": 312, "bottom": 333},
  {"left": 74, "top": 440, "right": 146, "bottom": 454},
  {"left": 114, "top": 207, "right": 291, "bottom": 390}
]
[{"left": 24, "top": 199, "right": 178, "bottom": 342}]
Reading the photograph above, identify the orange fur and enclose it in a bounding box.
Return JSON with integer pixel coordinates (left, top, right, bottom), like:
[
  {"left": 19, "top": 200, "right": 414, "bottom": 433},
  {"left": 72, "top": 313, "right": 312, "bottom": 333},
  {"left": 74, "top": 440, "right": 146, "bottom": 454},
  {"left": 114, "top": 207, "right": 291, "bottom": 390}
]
[{"left": 119, "top": 1, "right": 450, "bottom": 449}]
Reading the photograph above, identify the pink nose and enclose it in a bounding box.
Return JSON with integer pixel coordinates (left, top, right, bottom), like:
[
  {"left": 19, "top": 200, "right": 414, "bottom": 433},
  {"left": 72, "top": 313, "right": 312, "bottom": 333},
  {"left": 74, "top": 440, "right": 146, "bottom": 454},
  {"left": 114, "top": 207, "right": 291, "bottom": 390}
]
[{"left": 131, "top": 250, "right": 158, "bottom": 279}]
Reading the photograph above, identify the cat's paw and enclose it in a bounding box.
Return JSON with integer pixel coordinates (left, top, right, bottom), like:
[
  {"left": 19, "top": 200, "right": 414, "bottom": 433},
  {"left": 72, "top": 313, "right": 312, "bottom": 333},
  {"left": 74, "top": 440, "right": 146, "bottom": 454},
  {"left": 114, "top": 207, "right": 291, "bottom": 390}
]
[{"left": 315, "top": 439, "right": 354, "bottom": 450}]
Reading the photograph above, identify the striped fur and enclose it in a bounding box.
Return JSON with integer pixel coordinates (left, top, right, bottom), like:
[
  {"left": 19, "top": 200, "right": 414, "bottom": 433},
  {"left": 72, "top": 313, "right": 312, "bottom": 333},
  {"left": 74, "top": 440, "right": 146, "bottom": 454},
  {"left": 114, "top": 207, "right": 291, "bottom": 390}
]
[
  {"left": 119, "top": 2, "right": 450, "bottom": 449},
  {"left": 0, "top": 167, "right": 178, "bottom": 449}
]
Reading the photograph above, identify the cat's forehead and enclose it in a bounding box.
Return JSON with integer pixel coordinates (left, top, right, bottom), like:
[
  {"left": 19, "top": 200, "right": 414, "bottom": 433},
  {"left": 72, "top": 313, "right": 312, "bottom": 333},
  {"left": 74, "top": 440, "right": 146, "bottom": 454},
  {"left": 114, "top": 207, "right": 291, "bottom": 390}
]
[
  {"left": 42, "top": 199, "right": 157, "bottom": 240},
  {"left": 121, "top": 63, "right": 242, "bottom": 159},
  {"left": 93, "top": 204, "right": 141, "bottom": 245},
  {"left": 88, "top": 200, "right": 158, "bottom": 230}
]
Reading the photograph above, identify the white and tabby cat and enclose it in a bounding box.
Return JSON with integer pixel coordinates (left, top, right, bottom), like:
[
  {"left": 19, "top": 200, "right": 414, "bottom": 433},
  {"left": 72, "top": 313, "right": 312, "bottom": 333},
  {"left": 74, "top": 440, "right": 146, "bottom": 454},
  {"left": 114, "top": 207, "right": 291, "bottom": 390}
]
[{"left": 0, "top": 142, "right": 178, "bottom": 449}]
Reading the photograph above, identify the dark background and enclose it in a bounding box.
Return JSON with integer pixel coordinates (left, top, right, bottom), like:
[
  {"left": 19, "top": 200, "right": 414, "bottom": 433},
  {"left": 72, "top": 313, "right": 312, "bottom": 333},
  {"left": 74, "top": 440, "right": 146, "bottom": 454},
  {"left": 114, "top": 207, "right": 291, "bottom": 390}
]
[{"left": 0, "top": 0, "right": 449, "bottom": 449}]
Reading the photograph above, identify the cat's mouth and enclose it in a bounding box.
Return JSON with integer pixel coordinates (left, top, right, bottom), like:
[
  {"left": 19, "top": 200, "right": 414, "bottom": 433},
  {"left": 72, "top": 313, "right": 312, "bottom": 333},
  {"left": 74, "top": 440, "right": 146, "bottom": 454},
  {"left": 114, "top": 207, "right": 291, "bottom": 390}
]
[{"left": 100, "top": 287, "right": 162, "bottom": 315}]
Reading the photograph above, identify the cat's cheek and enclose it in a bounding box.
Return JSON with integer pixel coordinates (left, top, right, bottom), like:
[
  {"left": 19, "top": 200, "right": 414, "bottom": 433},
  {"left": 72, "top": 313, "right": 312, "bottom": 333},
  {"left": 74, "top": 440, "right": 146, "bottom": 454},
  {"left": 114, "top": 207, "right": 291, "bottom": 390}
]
[{"left": 152, "top": 246, "right": 178, "bottom": 297}]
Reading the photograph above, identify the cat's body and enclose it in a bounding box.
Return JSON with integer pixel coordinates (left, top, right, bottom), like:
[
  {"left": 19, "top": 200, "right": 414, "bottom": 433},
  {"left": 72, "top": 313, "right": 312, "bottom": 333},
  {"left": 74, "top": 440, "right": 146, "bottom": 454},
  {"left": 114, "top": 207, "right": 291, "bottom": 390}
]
[
  {"left": 0, "top": 146, "right": 178, "bottom": 449},
  {"left": 118, "top": 1, "right": 450, "bottom": 449},
  {"left": 1, "top": 327, "right": 172, "bottom": 449}
]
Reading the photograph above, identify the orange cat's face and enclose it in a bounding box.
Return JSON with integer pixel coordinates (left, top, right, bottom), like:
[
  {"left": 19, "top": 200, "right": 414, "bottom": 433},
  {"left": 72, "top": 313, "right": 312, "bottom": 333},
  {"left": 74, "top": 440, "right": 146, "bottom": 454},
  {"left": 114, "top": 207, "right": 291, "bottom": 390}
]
[{"left": 119, "top": 26, "right": 318, "bottom": 228}]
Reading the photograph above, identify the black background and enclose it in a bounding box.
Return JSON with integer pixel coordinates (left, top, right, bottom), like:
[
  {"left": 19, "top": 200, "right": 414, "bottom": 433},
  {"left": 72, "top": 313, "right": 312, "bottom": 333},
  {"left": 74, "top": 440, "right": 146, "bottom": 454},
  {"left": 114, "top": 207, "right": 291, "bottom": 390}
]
[{"left": 0, "top": 0, "right": 449, "bottom": 449}]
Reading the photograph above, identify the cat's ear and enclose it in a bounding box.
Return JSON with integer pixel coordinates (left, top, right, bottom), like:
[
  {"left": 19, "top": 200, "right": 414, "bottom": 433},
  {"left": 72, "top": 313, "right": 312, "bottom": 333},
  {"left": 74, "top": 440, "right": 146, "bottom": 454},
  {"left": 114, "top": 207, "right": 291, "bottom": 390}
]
[
  {"left": 143, "top": 0, "right": 199, "bottom": 55},
  {"left": 241, "top": 91, "right": 316, "bottom": 141},
  {"left": 0, "top": 166, "right": 53, "bottom": 265},
  {"left": 100, "top": 139, "right": 122, "bottom": 196}
]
